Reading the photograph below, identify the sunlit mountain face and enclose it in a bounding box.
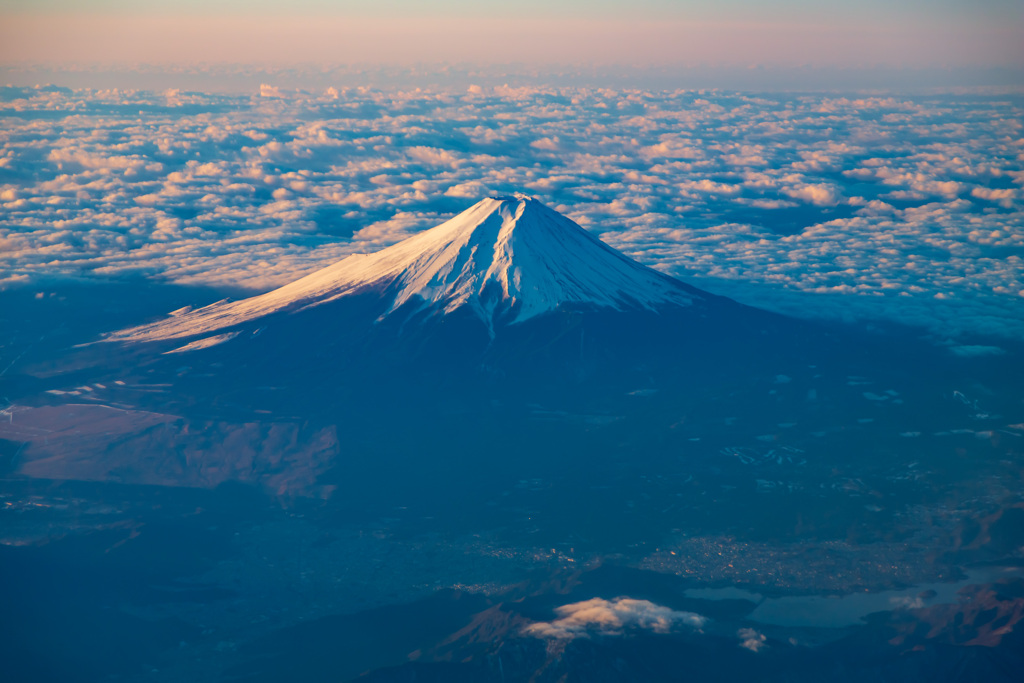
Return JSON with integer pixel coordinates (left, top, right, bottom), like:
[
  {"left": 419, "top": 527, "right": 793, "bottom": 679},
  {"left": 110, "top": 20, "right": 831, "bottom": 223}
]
[{"left": 2, "top": 194, "right": 1023, "bottom": 682}]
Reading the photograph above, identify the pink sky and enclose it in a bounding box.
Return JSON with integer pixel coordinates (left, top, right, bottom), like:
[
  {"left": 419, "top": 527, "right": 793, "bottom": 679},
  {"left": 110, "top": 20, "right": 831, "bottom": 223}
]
[{"left": 2, "top": 12, "right": 1020, "bottom": 67}]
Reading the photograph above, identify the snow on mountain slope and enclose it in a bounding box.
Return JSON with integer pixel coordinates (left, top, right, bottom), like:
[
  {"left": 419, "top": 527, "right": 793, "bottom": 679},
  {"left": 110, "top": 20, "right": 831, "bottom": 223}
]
[{"left": 107, "top": 194, "right": 704, "bottom": 345}]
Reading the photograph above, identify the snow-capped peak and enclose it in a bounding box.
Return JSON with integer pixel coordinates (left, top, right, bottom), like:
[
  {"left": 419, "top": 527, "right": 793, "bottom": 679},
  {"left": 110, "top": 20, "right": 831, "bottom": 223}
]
[{"left": 107, "top": 194, "right": 703, "bottom": 344}]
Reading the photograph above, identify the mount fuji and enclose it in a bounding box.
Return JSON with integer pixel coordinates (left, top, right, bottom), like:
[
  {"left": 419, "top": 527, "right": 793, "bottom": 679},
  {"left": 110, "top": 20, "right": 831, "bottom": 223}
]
[
  {"left": 84, "top": 193, "right": 818, "bottom": 414},
  {"left": 108, "top": 194, "right": 714, "bottom": 348}
]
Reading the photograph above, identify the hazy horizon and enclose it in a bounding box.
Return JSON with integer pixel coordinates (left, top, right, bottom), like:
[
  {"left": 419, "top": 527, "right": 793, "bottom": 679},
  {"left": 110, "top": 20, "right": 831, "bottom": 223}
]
[{"left": 3, "top": 0, "right": 1021, "bottom": 71}]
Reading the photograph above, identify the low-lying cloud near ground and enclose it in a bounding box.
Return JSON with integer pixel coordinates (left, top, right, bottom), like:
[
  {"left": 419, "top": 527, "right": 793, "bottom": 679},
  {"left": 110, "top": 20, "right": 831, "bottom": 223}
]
[
  {"left": 1, "top": 83, "right": 1021, "bottom": 339},
  {"left": 524, "top": 597, "right": 707, "bottom": 639},
  {"left": 738, "top": 627, "right": 768, "bottom": 652}
]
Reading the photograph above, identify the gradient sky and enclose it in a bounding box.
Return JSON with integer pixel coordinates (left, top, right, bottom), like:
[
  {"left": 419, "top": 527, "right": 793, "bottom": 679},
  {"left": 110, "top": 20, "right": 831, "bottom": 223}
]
[{"left": 2, "top": 0, "right": 1021, "bottom": 68}]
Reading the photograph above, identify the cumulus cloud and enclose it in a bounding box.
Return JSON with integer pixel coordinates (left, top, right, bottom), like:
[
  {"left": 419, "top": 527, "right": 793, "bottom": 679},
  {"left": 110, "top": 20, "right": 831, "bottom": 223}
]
[
  {"left": 738, "top": 627, "right": 767, "bottom": 652},
  {"left": 259, "top": 84, "right": 285, "bottom": 98},
  {"left": 524, "top": 597, "right": 707, "bottom": 640},
  {"left": 783, "top": 183, "right": 839, "bottom": 206},
  {"left": 530, "top": 136, "right": 562, "bottom": 151}
]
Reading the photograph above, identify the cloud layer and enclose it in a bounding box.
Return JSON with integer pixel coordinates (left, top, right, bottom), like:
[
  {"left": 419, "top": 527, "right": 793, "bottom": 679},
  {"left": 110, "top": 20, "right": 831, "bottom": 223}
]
[{"left": 1, "top": 83, "right": 1021, "bottom": 339}]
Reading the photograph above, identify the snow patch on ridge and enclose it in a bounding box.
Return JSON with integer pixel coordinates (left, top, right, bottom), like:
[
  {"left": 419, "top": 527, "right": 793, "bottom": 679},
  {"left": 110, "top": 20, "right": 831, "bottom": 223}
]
[{"left": 163, "top": 331, "right": 241, "bottom": 354}]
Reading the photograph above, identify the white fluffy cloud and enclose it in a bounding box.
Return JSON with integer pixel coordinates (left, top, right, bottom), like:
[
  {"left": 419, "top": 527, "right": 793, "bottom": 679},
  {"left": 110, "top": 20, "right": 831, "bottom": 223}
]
[
  {"left": 524, "top": 597, "right": 707, "bottom": 639},
  {"left": 738, "top": 627, "right": 768, "bottom": 652},
  {"left": 0, "top": 83, "right": 1021, "bottom": 338}
]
